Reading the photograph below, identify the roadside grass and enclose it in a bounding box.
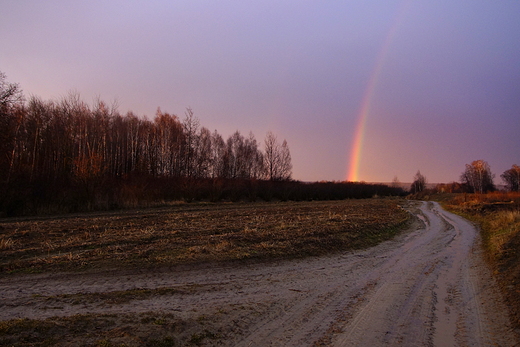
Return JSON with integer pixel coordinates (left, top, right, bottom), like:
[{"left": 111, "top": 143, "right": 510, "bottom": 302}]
[
  {"left": 2, "top": 293, "right": 286, "bottom": 346},
  {"left": 0, "top": 311, "right": 227, "bottom": 346},
  {"left": 0, "top": 199, "right": 410, "bottom": 274},
  {"left": 429, "top": 192, "right": 520, "bottom": 332}
]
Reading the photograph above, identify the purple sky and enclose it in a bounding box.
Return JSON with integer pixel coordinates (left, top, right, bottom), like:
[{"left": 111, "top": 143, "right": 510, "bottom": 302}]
[{"left": 1, "top": 1, "right": 519, "bottom": 183}]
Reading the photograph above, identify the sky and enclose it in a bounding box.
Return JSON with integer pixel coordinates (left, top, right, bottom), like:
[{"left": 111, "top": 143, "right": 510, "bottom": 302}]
[{"left": 1, "top": 1, "right": 519, "bottom": 184}]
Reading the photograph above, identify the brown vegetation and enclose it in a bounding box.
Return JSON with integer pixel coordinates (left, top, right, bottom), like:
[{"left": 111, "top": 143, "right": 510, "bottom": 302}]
[
  {"left": 434, "top": 192, "right": 520, "bottom": 331},
  {"left": 0, "top": 311, "right": 233, "bottom": 347},
  {"left": 460, "top": 159, "right": 496, "bottom": 193},
  {"left": 0, "top": 199, "right": 410, "bottom": 274}
]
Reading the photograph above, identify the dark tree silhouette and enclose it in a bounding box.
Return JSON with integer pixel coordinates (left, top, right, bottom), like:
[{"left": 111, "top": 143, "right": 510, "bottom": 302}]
[
  {"left": 0, "top": 72, "right": 24, "bottom": 185},
  {"left": 0, "top": 71, "right": 23, "bottom": 110},
  {"left": 501, "top": 164, "right": 520, "bottom": 192},
  {"left": 264, "top": 131, "right": 292, "bottom": 181}
]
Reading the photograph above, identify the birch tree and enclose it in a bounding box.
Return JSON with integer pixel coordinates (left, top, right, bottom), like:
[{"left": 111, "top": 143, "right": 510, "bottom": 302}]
[
  {"left": 410, "top": 170, "right": 426, "bottom": 194},
  {"left": 460, "top": 160, "right": 495, "bottom": 193}
]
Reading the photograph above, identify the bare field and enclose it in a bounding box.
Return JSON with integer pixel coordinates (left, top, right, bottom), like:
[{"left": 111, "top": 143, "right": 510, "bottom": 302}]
[
  {"left": 0, "top": 199, "right": 409, "bottom": 274},
  {"left": 1, "top": 201, "right": 517, "bottom": 346},
  {"left": 0, "top": 199, "right": 411, "bottom": 346}
]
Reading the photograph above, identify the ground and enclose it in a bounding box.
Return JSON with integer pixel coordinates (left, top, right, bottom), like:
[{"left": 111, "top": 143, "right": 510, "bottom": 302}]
[{"left": 0, "top": 200, "right": 518, "bottom": 346}]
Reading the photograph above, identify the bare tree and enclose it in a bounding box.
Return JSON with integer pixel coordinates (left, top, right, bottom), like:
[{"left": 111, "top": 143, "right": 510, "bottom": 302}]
[
  {"left": 410, "top": 170, "right": 426, "bottom": 194},
  {"left": 264, "top": 131, "right": 279, "bottom": 181},
  {"left": 460, "top": 159, "right": 495, "bottom": 193},
  {"left": 279, "top": 139, "right": 292, "bottom": 180},
  {"left": 391, "top": 176, "right": 401, "bottom": 189},
  {"left": 181, "top": 108, "right": 200, "bottom": 177},
  {"left": 0, "top": 71, "right": 23, "bottom": 111},
  {"left": 224, "top": 131, "right": 244, "bottom": 179},
  {"left": 501, "top": 164, "right": 520, "bottom": 192},
  {"left": 264, "top": 131, "right": 292, "bottom": 181},
  {"left": 154, "top": 109, "right": 183, "bottom": 176},
  {"left": 0, "top": 72, "right": 24, "bottom": 184},
  {"left": 209, "top": 130, "right": 226, "bottom": 178},
  {"left": 245, "top": 132, "right": 264, "bottom": 179},
  {"left": 194, "top": 127, "right": 212, "bottom": 178}
]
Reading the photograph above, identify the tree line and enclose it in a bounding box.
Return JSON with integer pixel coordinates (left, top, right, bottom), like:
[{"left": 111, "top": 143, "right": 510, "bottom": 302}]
[
  {"left": 459, "top": 160, "right": 520, "bottom": 193},
  {"left": 1, "top": 95, "right": 291, "bottom": 184},
  {"left": 410, "top": 159, "right": 520, "bottom": 195},
  {"left": 0, "top": 72, "right": 405, "bottom": 216}
]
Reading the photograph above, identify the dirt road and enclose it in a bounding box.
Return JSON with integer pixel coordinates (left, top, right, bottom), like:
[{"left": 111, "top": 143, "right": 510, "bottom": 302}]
[{"left": 1, "top": 201, "right": 518, "bottom": 346}]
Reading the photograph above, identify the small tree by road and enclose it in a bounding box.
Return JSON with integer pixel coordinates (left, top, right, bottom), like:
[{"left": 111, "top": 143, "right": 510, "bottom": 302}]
[
  {"left": 501, "top": 164, "right": 520, "bottom": 192},
  {"left": 460, "top": 159, "right": 495, "bottom": 193},
  {"left": 410, "top": 171, "right": 426, "bottom": 194}
]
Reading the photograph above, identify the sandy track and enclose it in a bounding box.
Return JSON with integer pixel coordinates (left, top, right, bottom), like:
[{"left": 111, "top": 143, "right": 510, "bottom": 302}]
[{"left": 0, "top": 201, "right": 518, "bottom": 346}]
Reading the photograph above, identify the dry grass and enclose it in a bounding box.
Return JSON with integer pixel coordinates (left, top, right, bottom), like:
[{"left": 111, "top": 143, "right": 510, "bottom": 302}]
[
  {"left": 441, "top": 192, "right": 520, "bottom": 330},
  {"left": 485, "top": 210, "right": 520, "bottom": 254},
  {"left": 0, "top": 199, "right": 410, "bottom": 274},
  {"left": 0, "top": 237, "right": 14, "bottom": 250},
  {"left": 0, "top": 310, "right": 231, "bottom": 346},
  {"left": 442, "top": 192, "right": 520, "bottom": 257}
]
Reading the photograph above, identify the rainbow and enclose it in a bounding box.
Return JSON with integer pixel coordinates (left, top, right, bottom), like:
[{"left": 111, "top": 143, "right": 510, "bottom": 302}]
[{"left": 346, "top": 2, "right": 410, "bottom": 182}]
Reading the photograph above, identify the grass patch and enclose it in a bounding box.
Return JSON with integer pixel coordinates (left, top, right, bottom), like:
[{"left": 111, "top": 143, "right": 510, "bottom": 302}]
[{"left": 0, "top": 308, "right": 250, "bottom": 346}]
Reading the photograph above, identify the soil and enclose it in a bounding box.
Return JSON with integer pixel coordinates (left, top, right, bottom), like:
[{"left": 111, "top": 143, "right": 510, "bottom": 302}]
[
  {"left": 0, "top": 199, "right": 408, "bottom": 273},
  {"left": 0, "top": 201, "right": 518, "bottom": 346}
]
